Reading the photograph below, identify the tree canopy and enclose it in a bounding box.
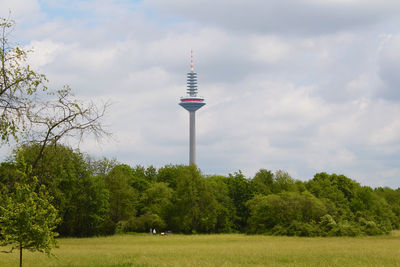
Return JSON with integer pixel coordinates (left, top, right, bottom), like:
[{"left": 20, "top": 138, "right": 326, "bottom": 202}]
[
  {"left": 2, "top": 143, "right": 399, "bottom": 238},
  {"left": 0, "top": 151, "right": 60, "bottom": 267}
]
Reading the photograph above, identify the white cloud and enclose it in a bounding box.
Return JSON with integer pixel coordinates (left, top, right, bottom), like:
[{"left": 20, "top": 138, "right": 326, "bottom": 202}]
[
  {"left": 0, "top": 0, "right": 42, "bottom": 22},
  {"left": 369, "top": 119, "right": 400, "bottom": 146},
  {"left": 1, "top": 0, "right": 400, "bottom": 188},
  {"left": 250, "top": 36, "right": 291, "bottom": 64},
  {"left": 25, "top": 40, "right": 69, "bottom": 68},
  {"left": 378, "top": 34, "right": 400, "bottom": 99},
  {"left": 143, "top": 0, "right": 400, "bottom": 35}
]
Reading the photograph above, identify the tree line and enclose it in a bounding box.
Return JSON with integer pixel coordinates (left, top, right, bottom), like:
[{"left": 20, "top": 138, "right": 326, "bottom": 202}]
[{"left": 2, "top": 144, "right": 399, "bottom": 238}]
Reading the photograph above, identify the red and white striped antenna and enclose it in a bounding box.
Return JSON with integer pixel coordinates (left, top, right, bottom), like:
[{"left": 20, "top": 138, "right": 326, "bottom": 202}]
[{"left": 190, "top": 49, "right": 194, "bottom": 72}]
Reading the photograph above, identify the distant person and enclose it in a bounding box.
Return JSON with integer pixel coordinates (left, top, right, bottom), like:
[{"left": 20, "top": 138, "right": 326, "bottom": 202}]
[
  {"left": 150, "top": 228, "right": 152, "bottom": 235},
  {"left": 153, "top": 228, "right": 156, "bottom": 235}
]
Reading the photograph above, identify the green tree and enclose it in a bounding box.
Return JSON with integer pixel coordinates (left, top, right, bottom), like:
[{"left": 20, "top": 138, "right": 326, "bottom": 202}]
[
  {"left": 140, "top": 182, "right": 173, "bottom": 219},
  {"left": 156, "top": 164, "right": 184, "bottom": 189},
  {"left": 226, "top": 171, "right": 253, "bottom": 231},
  {"left": 272, "top": 170, "right": 297, "bottom": 193},
  {"left": 247, "top": 192, "right": 327, "bottom": 236},
  {"left": 306, "top": 172, "right": 353, "bottom": 219},
  {"left": 350, "top": 186, "right": 395, "bottom": 234},
  {"left": 145, "top": 165, "right": 157, "bottom": 182},
  {"left": 207, "top": 175, "right": 236, "bottom": 232},
  {"left": 86, "top": 156, "right": 118, "bottom": 179},
  {"left": 130, "top": 165, "right": 150, "bottom": 192},
  {"left": 11, "top": 144, "right": 109, "bottom": 237},
  {"left": 170, "top": 165, "right": 218, "bottom": 233},
  {"left": 0, "top": 151, "right": 60, "bottom": 267},
  {"left": 305, "top": 172, "right": 396, "bottom": 236},
  {"left": 65, "top": 175, "right": 109, "bottom": 237},
  {"left": 251, "top": 169, "right": 274, "bottom": 195},
  {"left": 105, "top": 164, "right": 138, "bottom": 224},
  {"left": 375, "top": 187, "right": 400, "bottom": 228}
]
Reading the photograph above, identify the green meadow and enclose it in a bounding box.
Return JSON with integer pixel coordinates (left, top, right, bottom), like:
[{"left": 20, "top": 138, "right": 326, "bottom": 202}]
[{"left": 1, "top": 232, "right": 400, "bottom": 267}]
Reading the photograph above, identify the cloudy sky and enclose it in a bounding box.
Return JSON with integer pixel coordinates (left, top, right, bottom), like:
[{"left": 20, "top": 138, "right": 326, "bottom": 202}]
[{"left": 1, "top": 0, "right": 400, "bottom": 188}]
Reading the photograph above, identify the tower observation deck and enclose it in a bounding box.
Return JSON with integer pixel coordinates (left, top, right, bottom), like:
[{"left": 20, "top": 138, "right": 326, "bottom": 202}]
[{"left": 179, "top": 51, "right": 205, "bottom": 165}]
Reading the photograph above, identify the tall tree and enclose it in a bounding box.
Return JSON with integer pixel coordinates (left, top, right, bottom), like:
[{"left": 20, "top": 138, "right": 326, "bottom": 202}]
[
  {"left": 170, "top": 165, "right": 218, "bottom": 233},
  {"left": 207, "top": 175, "right": 236, "bottom": 232},
  {"left": 226, "top": 171, "right": 253, "bottom": 231},
  {"left": 0, "top": 151, "right": 60, "bottom": 267},
  {"left": 105, "top": 164, "right": 138, "bottom": 224}
]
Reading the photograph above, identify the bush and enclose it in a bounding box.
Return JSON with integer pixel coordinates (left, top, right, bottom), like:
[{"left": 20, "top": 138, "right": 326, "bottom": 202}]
[
  {"left": 286, "top": 221, "right": 321, "bottom": 237},
  {"left": 115, "top": 220, "right": 128, "bottom": 234},
  {"left": 116, "top": 213, "right": 167, "bottom": 233},
  {"left": 99, "top": 217, "right": 116, "bottom": 235},
  {"left": 246, "top": 192, "right": 328, "bottom": 235}
]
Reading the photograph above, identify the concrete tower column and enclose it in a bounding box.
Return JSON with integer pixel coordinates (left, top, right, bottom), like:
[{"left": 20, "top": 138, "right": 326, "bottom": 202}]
[{"left": 189, "top": 111, "right": 196, "bottom": 165}]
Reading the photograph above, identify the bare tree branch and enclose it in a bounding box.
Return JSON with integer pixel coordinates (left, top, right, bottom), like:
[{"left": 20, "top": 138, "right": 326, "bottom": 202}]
[{"left": 24, "top": 87, "right": 111, "bottom": 169}]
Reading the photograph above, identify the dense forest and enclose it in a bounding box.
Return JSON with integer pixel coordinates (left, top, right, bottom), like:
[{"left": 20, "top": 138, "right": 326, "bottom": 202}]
[{"left": 1, "top": 144, "right": 399, "bottom": 237}]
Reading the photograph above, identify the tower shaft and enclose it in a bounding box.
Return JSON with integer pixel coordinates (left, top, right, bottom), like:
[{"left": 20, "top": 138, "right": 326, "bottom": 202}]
[{"left": 189, "top": 111, "right": 196, "bottom": 165}]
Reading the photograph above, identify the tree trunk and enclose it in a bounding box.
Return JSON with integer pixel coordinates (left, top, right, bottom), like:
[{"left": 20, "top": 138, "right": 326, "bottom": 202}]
[{"left": 19, "top": 242, "right": 22, "bottom": 267}]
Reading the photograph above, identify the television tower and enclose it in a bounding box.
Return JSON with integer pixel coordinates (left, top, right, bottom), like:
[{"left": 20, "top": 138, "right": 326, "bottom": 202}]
[{"left": 179, "top": 51, "right": 205, "bottom": 165}]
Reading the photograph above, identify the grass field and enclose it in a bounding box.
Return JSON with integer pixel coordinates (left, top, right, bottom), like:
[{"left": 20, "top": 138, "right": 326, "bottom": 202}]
[{"left": 1, "top": 232, "right": 400, "bottom": 267}]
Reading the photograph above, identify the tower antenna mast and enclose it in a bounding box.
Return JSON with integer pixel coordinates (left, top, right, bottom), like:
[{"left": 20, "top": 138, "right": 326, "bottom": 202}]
[{"left": 190, "top": 50, "right": 194, "bottom": 72}]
